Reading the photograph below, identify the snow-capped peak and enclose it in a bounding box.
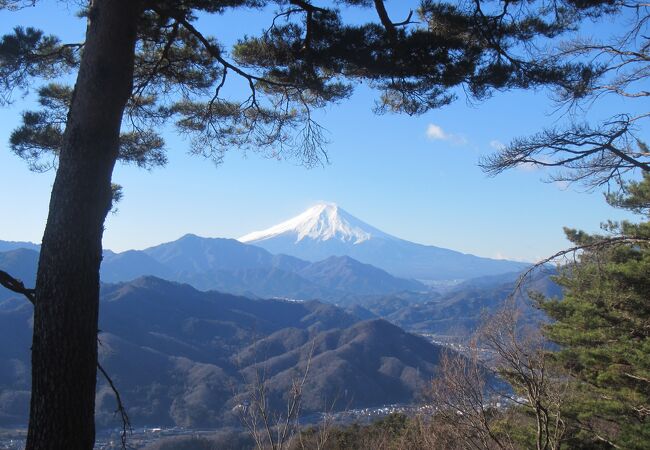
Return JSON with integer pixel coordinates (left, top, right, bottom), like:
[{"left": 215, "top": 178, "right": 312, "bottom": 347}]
[{"left": 239, "top": 202, "right": 393, "bottom": 244}]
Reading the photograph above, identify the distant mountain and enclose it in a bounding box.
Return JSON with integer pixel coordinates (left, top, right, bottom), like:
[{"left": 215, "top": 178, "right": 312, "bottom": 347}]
[
  {"left": 143, "top": 234, "right": 308, "bottom": 275},
  {"left": 141, "top": 235, "right": 426, "bottom": 299},
  {"left": 383, "top": 268, "right": 562, "bottom": 337},
  {"left": 338, "top": 290, "right": 441, "bottom": 316},
  {"left": 0, "top": 240, "right": 40, "bottom": 252},
  {"left": 0, "top": 249, "right": 39, "bottom": 301},
  {"left": 124, "top": 234, "right": 422, "bottom": 298},
  {"left": 297, "top": 255, "right": 424, "bottom": 295},
  {"left": 240, "top": 202, "right": 394, "bottom": 245},
  {"left": 185, "top": 266, "right": 324, "bottom": 299},
  {"left": 239, "top": 203, "right": 530, "bottom": 281},
  {"left": 0, "top": 277, "right": 452, "bottom": 428},
  {"left": 0, "top": 234, "right": 425, "bottom": 302},
  {"left": 101, "top": 250, "right": 174, "bottom": 283}
]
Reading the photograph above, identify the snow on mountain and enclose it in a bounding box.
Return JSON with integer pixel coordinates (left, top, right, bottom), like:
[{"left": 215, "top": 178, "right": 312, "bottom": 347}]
[
  {"left": 238, "top": 203, "right": 531, "bottom": 281},
  {"left": 239, "top": 202, "right": 395, "bottom": 244}
]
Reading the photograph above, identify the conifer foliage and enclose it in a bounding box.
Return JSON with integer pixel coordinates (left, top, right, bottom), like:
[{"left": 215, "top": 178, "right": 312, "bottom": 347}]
[{"left": 539, "top": 174, "right": 650, "bottom": 449}]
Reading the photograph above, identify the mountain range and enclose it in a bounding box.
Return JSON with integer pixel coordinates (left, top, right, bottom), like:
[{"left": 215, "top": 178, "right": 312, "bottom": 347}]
[
  {"left": 1, "top": 203, "right": 531, "bottom": 302},
  {"left": 0, "top": 240, "right": 40, "bottom": 253},
  {"left": 0, "top": 244, "right": 558, "bottom": 337},
  {"left": 0, "top": 277, "right": 451, "bottom": 428},
  {"left": 363, "top": 268, "right": 561, "bottom": 337},
  {"left": 0, "top": 237, "right": 425, "bottom": 302},
  {"left": 240, "top": 203, "right": 530, "bottom": 281},
  {"left": 0, "top": 205, "right": 557, "bottom": 431}
]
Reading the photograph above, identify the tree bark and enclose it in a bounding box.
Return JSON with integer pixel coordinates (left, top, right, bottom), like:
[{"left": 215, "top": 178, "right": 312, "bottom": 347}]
[{"left": 26, "top": 1, "right": 141, "bottom": 449}]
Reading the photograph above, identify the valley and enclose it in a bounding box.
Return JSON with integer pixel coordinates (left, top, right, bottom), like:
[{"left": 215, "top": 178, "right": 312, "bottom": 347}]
[{"left": 0, "top": 203, "right": 555, "bottom": 444}]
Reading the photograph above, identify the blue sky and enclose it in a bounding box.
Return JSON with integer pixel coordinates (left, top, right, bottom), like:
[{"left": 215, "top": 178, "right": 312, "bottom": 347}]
[{"left": 0, "top": 2, "right": 642, "bottom": 262}]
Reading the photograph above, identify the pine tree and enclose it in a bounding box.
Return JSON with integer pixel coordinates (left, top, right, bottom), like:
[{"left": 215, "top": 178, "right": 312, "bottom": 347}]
[
  {"left": 539, "top": 174, "right": 650, "bottom": 449},
  {"left": 481, "top": 4, "right": 650, "bottom": 192}
]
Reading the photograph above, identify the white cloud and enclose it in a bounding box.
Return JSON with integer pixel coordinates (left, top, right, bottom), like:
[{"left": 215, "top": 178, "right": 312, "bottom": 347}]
[
  {"left": 426, "top": 124, "right": 467, "bottom": 145},
  {"left": 426, "top": 124, "right": 449, "bottom": 140}
]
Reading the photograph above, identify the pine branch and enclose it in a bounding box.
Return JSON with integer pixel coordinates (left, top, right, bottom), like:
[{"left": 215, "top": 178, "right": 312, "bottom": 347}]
[
  {"left": 169, "top": 11, "right": 298, "bottom": 92},
  {"left": 288, "top": 0, "right": 326, "bottom": 14},
  {"left": 373, "top": 0, "right": 397, "bottom": 41},
  {"left": 512, "top": 235, "right": 650, "bottom": 298},
  {"left": 0, "top": 270, "right": 35, "bottom": 304}
]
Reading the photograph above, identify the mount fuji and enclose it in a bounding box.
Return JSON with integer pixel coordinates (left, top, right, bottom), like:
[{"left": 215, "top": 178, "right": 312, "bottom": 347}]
[{"left": 240, "top": 203, "right": 530, "bottom": 281}]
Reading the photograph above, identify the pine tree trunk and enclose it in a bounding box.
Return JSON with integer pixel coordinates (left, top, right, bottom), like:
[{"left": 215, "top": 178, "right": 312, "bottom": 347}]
[{"left": 25, "top": 1, "right": 140, "bottom": 449}]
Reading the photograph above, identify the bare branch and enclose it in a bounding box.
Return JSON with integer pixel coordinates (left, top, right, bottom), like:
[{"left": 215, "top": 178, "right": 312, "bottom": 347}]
[
  {"left": 240, "top": 340, "right": 315, "bottom": 450},
  {"left": 0, "top": 270, "right": 35, "bottom": 304},
  {"left": 481, "top": 118, "right": 650, "bottom": 190},
  {"left": 373, "top": 0, "right": 397, "bottom": 41},
  {"left": 288, "top": 0, "right": 326, "bottom": 14},
  {"left": 97, "top": 362, "right": 131, "bottom": 450},
  {"left": 393, "top": 10, "right": 415, "bottom": 27},
  {"left": 512, "top": 235, "right": 650, "bottom": 299}
]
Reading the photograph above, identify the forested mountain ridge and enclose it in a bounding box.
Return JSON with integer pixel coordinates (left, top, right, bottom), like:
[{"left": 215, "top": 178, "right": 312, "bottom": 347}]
[{"left": 0, "top": 277, "right": 453, "bottom": 428}]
